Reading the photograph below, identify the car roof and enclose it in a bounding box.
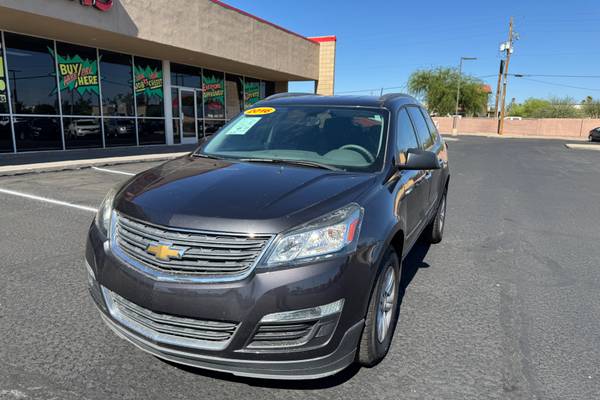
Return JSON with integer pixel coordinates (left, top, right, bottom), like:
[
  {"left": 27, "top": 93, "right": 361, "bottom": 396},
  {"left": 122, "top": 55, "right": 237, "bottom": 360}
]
[{"left": 257, "top": 93, "right": 422, "bottom": 110}]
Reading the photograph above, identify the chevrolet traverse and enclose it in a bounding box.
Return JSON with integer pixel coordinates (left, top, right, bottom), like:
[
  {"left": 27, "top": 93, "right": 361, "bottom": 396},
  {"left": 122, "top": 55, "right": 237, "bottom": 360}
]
[{"left": 86, "top": 93, "right": 450, "bottom": 379}]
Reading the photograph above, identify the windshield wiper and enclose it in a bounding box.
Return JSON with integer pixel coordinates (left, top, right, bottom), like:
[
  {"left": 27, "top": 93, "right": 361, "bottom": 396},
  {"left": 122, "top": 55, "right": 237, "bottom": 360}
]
[
  {"left": 238, "top": 158, "right": 341, "bottom": 171},
  {"left": 192, "top": 153, "right": 225, "bottom": 160}
]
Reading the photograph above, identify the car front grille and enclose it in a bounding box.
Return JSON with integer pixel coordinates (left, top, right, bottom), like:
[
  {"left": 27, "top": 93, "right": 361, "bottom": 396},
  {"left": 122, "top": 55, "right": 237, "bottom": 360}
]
[
  {"left": 103, "top": 287, "right": 238, "bottom": 350},
  {"left": 247, "top": 321, "right": 318, "bottom": 349},
  {"left": 113, "top": 213, "right": 272, "bottom": 279}
]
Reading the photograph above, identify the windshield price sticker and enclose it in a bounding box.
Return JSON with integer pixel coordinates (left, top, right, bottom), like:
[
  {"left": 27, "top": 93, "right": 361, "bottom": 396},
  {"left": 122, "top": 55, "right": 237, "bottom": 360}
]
[
  {"left": 244, "top": 107, "right": 276, "bottom": 116},
  {"left": 225, "top": 117, "right": 262, "bottom": 135}
]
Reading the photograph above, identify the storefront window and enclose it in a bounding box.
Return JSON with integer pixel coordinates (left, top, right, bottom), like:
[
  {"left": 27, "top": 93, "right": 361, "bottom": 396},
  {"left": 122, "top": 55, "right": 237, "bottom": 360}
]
[
  {"left": 202, "top": 69, "right": 225, "bottom": 119},
  {"left": 0, "top": 38, "right": 9, "bottom": 114},
  {"left": 100, "top": 50, "right": 134, "bottom": 116},
  {"left": 138, "top": 118, "right": 165, "bottom": 145},
  {"left": 4, "top": 33, "right": 58, "bottom": 115},
  {"left": 134, "top": 57, "right": 164, "bottom": 117},
  {"left": 204, "top": 119, "right": 225, "bottom": 137},
  {"left": 244, "top": 78, "right": 260, "bottom": 108},
  {"left": 63, "top": 117, "right": 102, "bottom": 149},
  {"left": 0, "top": 117, "right": 13, "bottom": 152},
  {"left": 13, "top": 116, "right": 61, "bottom": 151},
  {"left": 264, "top": 81, "right": 275, "bottom": 98},
  {"left": 55, "top": 42, "right": 100, "bottom": 116},
  {"left": 104, "top": 118, "right": 136, "bottom": 147},
  {"left": 225, "top": 74, "right": 243, "bottom": 119},
  {"left": 171, "top": 63, "right": 201, "bottom": 88}
]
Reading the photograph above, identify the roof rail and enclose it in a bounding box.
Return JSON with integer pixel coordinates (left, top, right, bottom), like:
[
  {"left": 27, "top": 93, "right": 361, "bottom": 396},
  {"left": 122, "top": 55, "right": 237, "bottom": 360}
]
[
  {"left": 264, "top": 92, "right": 317, "bottom": 101},
  {"left": 378, "top": 93, "right": 412, "bottom": 102}
]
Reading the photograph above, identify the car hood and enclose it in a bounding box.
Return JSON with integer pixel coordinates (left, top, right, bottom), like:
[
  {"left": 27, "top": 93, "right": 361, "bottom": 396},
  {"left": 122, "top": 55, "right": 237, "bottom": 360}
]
[{"left": 115, "top": 156, "right": 377, "bottom": 234}]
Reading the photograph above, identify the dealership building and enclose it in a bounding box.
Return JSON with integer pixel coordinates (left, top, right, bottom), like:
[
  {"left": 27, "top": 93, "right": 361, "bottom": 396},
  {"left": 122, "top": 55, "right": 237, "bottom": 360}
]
[{"left": 0, "top": 0, "right": 336, "bottom": 154}]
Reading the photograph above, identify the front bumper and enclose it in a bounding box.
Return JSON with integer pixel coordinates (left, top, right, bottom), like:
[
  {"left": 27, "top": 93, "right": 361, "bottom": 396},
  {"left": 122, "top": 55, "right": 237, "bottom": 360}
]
[{"left": 86, "top": 223, "right": 376, "bottom": 379}]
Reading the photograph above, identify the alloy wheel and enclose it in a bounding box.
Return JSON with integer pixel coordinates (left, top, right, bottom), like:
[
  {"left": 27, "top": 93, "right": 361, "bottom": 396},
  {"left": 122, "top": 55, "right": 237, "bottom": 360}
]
[{"left": 376, "top": 266, "right": 397, "bottom": 343}]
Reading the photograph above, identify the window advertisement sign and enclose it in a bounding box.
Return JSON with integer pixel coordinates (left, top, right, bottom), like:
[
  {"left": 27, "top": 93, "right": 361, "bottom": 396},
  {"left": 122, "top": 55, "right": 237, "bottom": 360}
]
[
  {"left": 0, "top": 40, "right": 8, "bottom": 113},
  {"left": 202, "top": 70, "right": 225, "bottom": 119},
  {"left": 53, "top": 43, "right": 100, "bottom": 116},
  {"left": 53, "top": 50, "right": 100, "bottom": 96},
  {"left": 244, "top": 79, "right": 260, "bottom": 109},
  {"left": 134, "top": 64, "right": 164, "bottom": 99}
]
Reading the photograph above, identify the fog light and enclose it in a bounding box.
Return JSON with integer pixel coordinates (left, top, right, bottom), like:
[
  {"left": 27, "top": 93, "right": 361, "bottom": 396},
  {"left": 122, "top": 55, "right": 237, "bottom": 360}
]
[{"left": 260, "top": 299, "right": 344, "bottom": 323}]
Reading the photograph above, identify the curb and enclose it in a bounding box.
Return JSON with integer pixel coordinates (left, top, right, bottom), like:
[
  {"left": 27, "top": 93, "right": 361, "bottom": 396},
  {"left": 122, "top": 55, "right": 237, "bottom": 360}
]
[
  {"left": 564, "top": 143, "right": 600, "bottom": 151},
  {"left": 0, "top": 152, "right": 190, "bottom": 177}
]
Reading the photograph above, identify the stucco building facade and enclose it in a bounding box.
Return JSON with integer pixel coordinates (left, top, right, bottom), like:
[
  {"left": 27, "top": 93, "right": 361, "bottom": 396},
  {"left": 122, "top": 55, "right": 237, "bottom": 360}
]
[{"left": 0, "top": 0, "right": 336, "bottom": 153}]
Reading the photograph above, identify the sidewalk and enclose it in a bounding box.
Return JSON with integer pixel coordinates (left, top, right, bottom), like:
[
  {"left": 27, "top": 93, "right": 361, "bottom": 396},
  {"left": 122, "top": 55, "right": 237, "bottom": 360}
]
[
  {"left": 441, "top": 132, "right": 587, "bottom": 141},
  {"left": 0, "top": 144, "right": 197, "bottom": 176}
]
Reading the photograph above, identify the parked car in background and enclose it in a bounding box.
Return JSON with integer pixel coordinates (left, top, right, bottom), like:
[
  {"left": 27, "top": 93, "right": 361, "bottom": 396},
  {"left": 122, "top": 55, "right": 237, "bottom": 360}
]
[
  {"left": 67, "top": 119, "right": 101, "bottom": 138},
  {"left": 504, "top": 116, "right": 522, "bottom": 121},
  {"left": 86, "top": 93, "right": 450, "bottom": 379},
  {"left": 589, "top": 127, "right": 600, "bottom": 142}
]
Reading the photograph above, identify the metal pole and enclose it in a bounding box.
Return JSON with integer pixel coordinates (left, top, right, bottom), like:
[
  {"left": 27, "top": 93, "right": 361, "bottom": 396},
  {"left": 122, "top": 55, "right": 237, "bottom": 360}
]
[
  {"left": 452, "top": 57, "right": 476, "bottom": 136},
  {"left": 452, "top": 58, "right": 463, "bottom": 136}
]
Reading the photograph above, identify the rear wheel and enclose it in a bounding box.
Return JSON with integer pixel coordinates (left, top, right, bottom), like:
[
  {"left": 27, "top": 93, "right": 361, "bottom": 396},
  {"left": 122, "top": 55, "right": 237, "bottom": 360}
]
[
  {"left": 357, "top": 248, "right": 401, "bottom": 367},
  {"left": 425, "top": 191, "right": 447, "bottom": 244}
]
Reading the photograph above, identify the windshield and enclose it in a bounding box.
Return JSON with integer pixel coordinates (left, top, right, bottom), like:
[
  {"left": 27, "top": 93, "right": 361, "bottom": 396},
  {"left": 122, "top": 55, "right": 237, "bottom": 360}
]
[{"left": 200, "top": 106, "right": 388, "bottom": 172}]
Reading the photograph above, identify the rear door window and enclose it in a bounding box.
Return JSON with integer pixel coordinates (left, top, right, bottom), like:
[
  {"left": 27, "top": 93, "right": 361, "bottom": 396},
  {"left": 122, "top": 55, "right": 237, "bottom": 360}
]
[
  {"left": 396, "top": 108, "right": 419, "bottom": 153},
  {"left": 407, "top": 106, "right": 434, "bottom": 149},
  {"left": 419, "top": 107, "right": 440, "bottom": 144}
]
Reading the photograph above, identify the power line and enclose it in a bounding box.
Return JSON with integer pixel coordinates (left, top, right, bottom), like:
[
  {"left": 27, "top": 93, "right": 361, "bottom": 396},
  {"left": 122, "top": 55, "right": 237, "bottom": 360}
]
[
  {"left": 512, "top": 73, "right": 600, "bottom": 79},
  {"left": 515, "top": 77, "right": 600, "bottom": 92}
]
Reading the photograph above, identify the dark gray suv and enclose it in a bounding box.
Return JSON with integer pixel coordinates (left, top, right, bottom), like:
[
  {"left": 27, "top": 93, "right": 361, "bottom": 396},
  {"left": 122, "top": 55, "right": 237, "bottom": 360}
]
[{"left": 86, "top": 93, "right": 450, "bottom": 379}]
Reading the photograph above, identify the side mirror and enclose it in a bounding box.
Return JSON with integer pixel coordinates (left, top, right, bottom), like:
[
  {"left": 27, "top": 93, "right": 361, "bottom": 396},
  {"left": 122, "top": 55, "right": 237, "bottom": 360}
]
[{"left": 396, "top": 148, "right": 441, "bottom": 170}]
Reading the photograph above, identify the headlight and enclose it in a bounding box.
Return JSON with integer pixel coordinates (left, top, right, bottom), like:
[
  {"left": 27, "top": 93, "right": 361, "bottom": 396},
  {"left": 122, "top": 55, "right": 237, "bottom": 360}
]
[
  {"left": 95, "top": 187, "right": 117, "bottom": 237},
  {"left": 262, "top": 203, "right": 363, "bottom": 267}
]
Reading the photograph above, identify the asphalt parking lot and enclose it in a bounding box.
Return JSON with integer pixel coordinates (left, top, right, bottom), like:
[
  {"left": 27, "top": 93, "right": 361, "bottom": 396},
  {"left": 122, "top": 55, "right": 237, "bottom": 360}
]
[{"left": 1, "top": 136, "right": 599, "bottom": 400}]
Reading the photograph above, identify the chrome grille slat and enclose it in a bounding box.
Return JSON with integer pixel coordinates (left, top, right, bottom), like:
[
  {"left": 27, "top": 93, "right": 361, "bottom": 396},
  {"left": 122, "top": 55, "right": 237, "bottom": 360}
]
[
  {"left": 118, "top": 217, "right": 268, "bottom": 248},
  {"left": 108, "top": 290, "right": 238, "bottom": 344},
  {"left": 114, "top": 213, "right": 272, "bottom": 277}
]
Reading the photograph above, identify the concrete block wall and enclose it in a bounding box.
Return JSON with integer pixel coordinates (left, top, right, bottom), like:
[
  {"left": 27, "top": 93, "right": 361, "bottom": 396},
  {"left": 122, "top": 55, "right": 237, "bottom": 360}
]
[{"left": 432, "top": 117, "right": 600, "bottom": 138}]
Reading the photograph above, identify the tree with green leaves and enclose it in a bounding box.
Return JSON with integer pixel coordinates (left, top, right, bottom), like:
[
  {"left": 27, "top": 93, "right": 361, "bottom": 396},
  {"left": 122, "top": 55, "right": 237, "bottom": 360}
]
[
  {"left": 508, "top": 98, "right": 551, "bottom": 117},
  {"left": 509, "top": 97, "right": 581, "bottom": 118},
  {"left": 582, "top": 96, "right": 600, "bottom": 118},
  {"left": 407, "top": 67, "right": 488, "bottom": 116}
]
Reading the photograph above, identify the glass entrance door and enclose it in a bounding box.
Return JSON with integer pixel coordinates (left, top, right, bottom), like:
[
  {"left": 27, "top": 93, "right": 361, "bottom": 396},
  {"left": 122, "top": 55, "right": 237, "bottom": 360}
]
[{"left": 179, "top": 89, "right": 197, "bottom": 144}]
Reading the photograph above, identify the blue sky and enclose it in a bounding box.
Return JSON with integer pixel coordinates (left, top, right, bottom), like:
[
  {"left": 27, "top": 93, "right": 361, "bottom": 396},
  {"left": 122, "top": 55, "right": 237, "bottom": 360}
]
[{"left": 225, "top": 0, "right": 600, "bottom": 103}]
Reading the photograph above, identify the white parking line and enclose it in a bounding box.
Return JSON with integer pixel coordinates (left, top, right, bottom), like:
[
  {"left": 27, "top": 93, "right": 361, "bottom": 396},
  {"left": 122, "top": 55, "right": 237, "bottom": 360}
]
[
  {"left": 443, "top": 137, "right": 460, "bottom": 142},
  {"left": 92, "top": 166, "right": 135, "bottom": 176},
  {"left": 0, "top": 188, "right": 98, "bottom": 213}
]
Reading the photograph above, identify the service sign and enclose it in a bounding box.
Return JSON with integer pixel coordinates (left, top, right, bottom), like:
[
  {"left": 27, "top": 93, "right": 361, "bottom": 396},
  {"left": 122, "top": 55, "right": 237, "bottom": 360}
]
[
  {"left": 54, "top": 51, "right": 100, "bottom": 96},
  {"left": 203, "top": 74, "right": 225, "bottom": 118},
  {"left": 0, "top": 43, "right": 7, "bottom": 110},
  {"left": 244, "top": 81, "right": 260, "bottom": 108},
  {"left": 134, "top": 66, "right": 163, "bottom": 98}
]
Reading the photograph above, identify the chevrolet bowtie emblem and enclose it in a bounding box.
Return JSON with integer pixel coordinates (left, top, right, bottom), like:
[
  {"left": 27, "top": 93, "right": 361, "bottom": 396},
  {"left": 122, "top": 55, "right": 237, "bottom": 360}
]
[{"left": 146, "top": 242, "right": 186, "bottom": 261}]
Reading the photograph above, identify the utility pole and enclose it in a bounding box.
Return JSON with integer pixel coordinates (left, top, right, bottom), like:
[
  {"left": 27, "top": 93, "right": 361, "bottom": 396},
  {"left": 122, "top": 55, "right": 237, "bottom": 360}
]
[
  {"left": 452, "top": 56, "right": 477, "bottom": 136},
  {"left": 493, "top": 59, "right": 504, "bottom": 118},
  {"left": 498, "top": 16, "right": 516, "bottom": 135}
]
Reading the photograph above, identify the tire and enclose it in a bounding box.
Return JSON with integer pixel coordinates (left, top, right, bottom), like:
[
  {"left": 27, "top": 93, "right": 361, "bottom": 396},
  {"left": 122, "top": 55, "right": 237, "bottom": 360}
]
[
  {"left": 425, "top": 191, "right": 447, "bottom": 244},
  {"left": 357, "top": 248, "right": 401, "bottom": 367}
]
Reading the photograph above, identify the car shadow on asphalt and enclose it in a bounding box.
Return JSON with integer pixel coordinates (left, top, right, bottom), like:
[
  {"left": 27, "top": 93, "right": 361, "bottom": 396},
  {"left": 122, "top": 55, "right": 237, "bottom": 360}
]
[{"left": 166, "top": 240, "right": 432, "bottom": 389}]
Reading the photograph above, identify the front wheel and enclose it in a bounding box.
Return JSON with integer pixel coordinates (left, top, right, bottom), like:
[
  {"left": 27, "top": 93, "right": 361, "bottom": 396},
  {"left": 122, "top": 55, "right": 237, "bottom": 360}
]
[{"left": 357, "top": 248, "right": 401, "bottom": 367}]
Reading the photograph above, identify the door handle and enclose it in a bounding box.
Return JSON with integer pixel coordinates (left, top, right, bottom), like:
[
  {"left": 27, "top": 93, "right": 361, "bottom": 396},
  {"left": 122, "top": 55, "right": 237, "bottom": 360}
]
[
  {"left": 438, "top": 158, "right": 447, "bottom": 167},
  {"left": 424, "top": 171, "right": 432, "bottom": 180}
]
